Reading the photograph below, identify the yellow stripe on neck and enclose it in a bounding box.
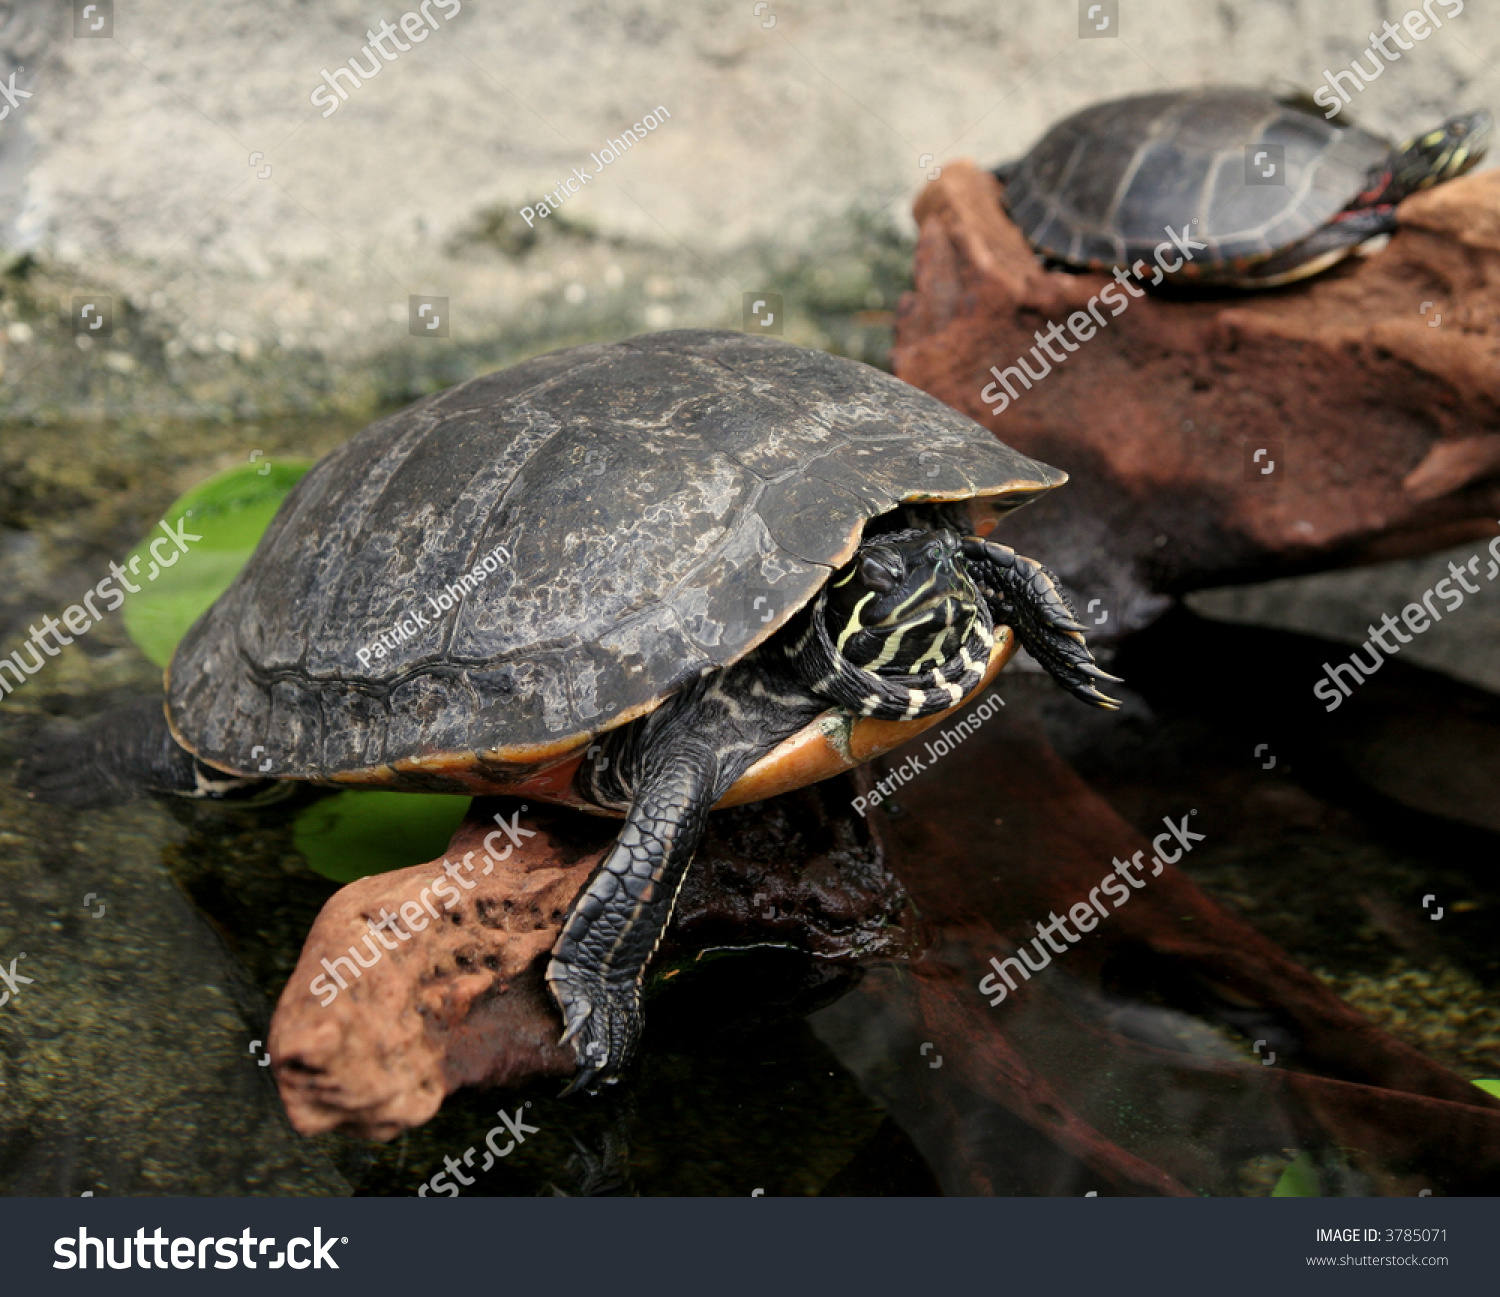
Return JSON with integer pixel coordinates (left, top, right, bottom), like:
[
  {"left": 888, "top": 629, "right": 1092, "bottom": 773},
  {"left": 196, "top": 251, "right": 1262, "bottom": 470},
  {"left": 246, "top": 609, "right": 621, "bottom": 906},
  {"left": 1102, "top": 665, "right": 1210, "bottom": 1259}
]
[{"left": 835, "top": 592, "right": 874, "bottom": 655}]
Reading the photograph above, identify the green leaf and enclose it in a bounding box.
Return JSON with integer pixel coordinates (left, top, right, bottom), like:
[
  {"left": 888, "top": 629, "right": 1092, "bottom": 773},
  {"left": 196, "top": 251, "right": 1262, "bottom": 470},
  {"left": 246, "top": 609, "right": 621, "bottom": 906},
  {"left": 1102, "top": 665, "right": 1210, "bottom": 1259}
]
[
  {"left": 122, "top": 459, "right": 313, "bottom": 665},
  {"left": 293, "top": 789, "right": 472, "bottom": 885},
  {"left": 1270, "top": 1151, "right": 1321, "bottom": 1197},
  {"left": 1474, "top": 1079, "right": 1500, "bottom": 1098}
]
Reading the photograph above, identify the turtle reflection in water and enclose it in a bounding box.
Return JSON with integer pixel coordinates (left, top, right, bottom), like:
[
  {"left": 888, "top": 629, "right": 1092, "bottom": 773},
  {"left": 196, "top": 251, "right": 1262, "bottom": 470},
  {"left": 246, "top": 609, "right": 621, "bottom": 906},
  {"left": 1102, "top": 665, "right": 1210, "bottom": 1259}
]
[
  {"left": 998, "top": 87, "right": 1491, "bottom": 288},
  {"left": 25, "top": 330, "right": 1119, "bottom": 1091}
]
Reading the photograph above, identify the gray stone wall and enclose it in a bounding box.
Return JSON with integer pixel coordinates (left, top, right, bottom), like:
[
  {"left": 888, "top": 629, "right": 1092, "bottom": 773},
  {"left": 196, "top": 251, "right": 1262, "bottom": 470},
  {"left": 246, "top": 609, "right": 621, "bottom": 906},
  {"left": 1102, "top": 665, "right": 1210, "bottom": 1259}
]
[{"left": 0, "top": 0, "right": 1493, "bottom": 418}]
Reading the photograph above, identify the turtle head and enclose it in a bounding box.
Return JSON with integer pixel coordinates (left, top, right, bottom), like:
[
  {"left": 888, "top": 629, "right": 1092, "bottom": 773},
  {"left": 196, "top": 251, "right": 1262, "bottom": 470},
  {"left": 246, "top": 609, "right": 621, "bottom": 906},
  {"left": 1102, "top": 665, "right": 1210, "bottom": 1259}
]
[
  {"left": 1391, "top": 109, "right": 1492, "bottom": 196},
  {"left": 824, "top": 528, "right": 982, "bottom": 676}
]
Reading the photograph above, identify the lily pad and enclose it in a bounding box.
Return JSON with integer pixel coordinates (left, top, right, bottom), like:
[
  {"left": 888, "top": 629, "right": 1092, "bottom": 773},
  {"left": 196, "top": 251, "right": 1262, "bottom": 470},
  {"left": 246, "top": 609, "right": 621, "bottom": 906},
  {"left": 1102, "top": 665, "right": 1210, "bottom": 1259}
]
[
  {"left": 293, "top": 789, "right": 471, "bottom": 884},
  {"left": 1475, "top": 1079, "right": 1500, "bottom": 1099},
  {"left": 122, "top": 459, "right": 312, "bottom": 666},
  {"left": 1270, "top": 1151, "right": 1320, "bottom": 1197}
]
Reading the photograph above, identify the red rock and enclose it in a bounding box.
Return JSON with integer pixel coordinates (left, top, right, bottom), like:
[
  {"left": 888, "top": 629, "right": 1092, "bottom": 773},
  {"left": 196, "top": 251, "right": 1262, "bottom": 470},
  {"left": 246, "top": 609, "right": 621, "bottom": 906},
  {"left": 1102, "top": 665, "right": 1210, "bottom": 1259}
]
[
  {"left": 269, "top": 783, "right": 912, "bottom": 1139},
  {"left": 892, "top": 162, "right": 1500, "bottom": 634}
]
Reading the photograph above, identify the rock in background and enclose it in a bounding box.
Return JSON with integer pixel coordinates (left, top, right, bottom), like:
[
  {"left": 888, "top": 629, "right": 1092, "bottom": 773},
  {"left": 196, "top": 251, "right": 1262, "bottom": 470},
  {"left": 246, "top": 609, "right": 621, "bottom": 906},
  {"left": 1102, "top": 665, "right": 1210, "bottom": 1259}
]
[
  {"left": 1191, "top": 543, "right": 1500, "bottom": 694},
  {"left": 0, "top": 0, "right": 1495, "bottom": 421}
]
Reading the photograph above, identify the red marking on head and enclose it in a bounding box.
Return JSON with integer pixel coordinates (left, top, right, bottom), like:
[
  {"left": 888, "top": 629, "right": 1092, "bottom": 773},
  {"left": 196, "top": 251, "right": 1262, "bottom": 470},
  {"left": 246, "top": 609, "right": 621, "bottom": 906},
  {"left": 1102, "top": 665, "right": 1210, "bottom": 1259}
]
[{"left": 1350, "top": 169, "right": 1393, "bottom": 210}]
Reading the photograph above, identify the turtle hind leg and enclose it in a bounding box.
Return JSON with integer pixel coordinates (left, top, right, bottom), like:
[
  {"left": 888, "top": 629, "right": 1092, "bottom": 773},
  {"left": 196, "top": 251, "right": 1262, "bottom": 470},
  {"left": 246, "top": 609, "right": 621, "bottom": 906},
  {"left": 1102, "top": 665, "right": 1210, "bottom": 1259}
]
[
  {"left": 15, "top": 696, "right": 271, "bottom": 806},
  {"left": 961, "top": 537, "right": 1123, "bottom": 710}
]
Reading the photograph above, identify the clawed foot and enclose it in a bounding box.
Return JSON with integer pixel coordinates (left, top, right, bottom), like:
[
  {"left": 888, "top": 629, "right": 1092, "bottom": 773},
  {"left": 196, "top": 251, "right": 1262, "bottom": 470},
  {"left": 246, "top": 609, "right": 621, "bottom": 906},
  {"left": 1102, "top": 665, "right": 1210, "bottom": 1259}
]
[
  {"left": 546, "top": 957, "right": 644, "bottom": 1096},
  {"left": 963, "top": 538, "right": 1124, "bottom": 710}
]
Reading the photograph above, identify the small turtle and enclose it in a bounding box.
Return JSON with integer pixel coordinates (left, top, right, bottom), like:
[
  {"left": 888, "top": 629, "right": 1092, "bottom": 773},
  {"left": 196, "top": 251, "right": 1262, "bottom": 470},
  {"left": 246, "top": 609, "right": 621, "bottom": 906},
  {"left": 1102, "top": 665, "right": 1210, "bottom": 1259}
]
[
  {"left": 24, "top": 330, "right": 1118, "bottom": 1090},
  {"left": 997, "top": 87, "right": 1491, "bottom": 288}
]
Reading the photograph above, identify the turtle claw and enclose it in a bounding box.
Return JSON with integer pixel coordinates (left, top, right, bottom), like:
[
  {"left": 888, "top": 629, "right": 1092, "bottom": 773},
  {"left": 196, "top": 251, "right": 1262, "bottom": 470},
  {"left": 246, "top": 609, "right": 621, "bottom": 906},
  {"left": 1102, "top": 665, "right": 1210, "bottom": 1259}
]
[
  {"left": 1076, "top": 683, "right": 1123, "bottom": 710},
  {"left": 962, "top": 536, "right": 1124, "bottom": 711},
  {"left": 548, "top": 958, "right": 642, "bottom": 1095},
  {"left": 1031, "top": 620, "right": 1124, "bottom": 709},
  {"left": 1076, "top": 661, "right": 1125, "bottom": 684},
  {"left": 1037, "top": 633, "right": 1124, "bottom": 710},
  {"left": 559, "top": 1054, "right": 610, "bottom": 1099}
]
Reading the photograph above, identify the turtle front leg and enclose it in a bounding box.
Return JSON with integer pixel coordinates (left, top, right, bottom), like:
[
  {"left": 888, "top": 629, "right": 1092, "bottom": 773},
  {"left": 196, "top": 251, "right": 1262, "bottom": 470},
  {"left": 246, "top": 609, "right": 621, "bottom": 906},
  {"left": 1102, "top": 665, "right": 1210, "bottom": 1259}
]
[
  {"left": 546, "top": 747, "right": 721, "bottom": 1093},
  {"left": 548, "top": 666, "right": 823, "bottom": 1093},
  {"left": 961, "top": 536, "right": 1122, "bottom": 709}
]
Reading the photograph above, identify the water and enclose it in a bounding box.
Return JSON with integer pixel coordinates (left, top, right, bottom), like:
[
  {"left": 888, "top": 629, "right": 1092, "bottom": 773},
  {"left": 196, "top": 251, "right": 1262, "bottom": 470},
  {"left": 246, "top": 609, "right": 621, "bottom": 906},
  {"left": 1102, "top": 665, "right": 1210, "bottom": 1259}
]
[{"left": 1, "top": 420, "right": 1496, "bottom": 1196}]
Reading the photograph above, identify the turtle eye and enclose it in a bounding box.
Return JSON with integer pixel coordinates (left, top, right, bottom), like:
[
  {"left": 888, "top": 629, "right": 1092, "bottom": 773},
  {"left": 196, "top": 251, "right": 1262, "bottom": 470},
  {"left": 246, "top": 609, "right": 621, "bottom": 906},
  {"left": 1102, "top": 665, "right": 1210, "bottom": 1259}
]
[{"left": 859, "top": 552, "right": 902, "bottom": 594}]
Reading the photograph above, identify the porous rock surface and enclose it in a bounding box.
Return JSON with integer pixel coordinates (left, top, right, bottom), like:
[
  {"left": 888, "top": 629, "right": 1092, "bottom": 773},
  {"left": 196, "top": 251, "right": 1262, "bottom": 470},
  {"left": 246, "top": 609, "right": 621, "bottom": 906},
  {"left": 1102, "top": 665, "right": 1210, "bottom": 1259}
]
[{"left": 269, "top": 783, "right": 911, "bottom": 1139}]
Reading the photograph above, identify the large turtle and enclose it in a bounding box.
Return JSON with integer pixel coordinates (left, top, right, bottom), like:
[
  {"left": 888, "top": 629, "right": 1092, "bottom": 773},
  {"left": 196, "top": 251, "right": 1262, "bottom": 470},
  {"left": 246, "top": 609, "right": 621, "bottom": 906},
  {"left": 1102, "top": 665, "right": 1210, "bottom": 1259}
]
[
  {"left": 997, "top": 87, "right": 1491, "bottom": 288},
  {"left": 24, "top": 330, "right": 1118, "bottom": 1090}
]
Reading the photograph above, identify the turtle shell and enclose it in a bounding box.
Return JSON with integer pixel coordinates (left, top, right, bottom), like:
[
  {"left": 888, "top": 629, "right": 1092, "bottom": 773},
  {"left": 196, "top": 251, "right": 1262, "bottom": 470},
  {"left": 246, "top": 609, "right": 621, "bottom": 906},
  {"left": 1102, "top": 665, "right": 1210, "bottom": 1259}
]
[
  {"left": 1002, "top": 87, "right": 1391, "bottom": 272},
  {"left": 166, "top": 330, "right": 1062, "bottom": 784}
]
